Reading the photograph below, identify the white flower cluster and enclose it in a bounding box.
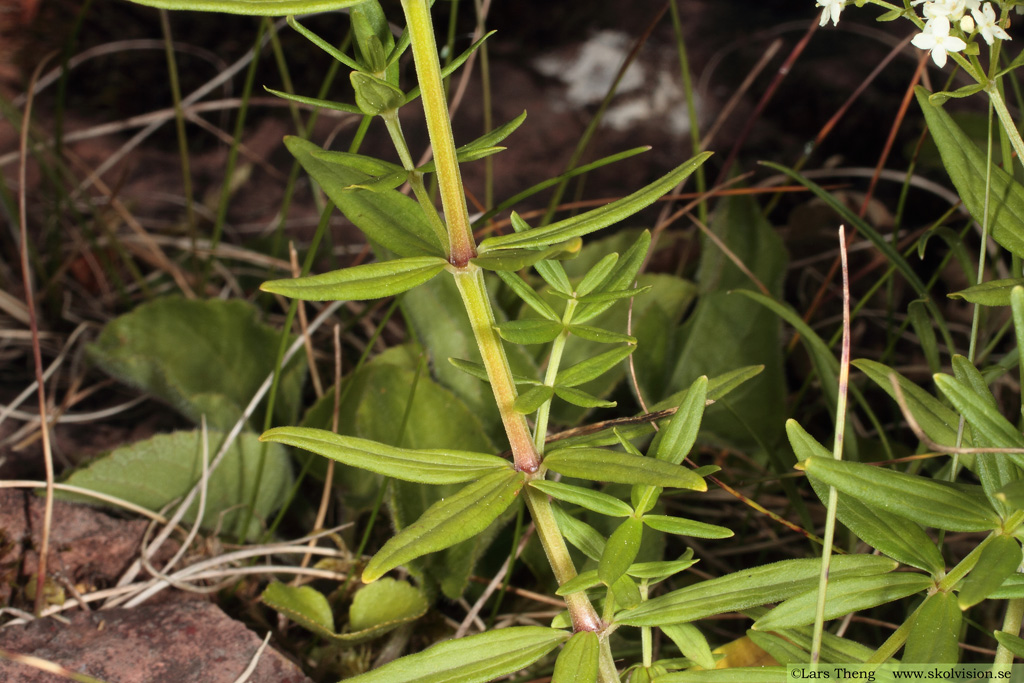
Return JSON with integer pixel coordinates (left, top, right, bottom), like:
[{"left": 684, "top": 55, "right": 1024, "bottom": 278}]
[{"left": 815, "top": 0, "right": 1011, "bottom": 67}]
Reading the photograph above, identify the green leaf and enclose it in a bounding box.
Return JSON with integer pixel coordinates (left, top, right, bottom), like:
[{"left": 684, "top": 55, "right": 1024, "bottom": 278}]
[
  {"left": 753, "top": 573, "right": 932, "bottom": 630},
  {"left": 556, "top": 570, "right": 602, "bottom": 596},
  {"left": 514, "top": 385, "right": 556, "bottom": 414},
  {"left": 796, "top": 456, "right": 1000, "bottom": 532},
  {"left": 261, "top": 256, "right": 448, "bottom": 302},
  {"left": 787, "top": 420, "right": 945, "bottom": 575},
  {"left": 916, "top": 87, "right": 1024, "bottom": 259},
  {"left": 661, "top": 624, "right": 715, "bottom": 670},
  {"left": 615, "top": 555, "right": 897, "bottom": 627},
  {"left": 265, "top": 87, "right": 363, "bottom": 115},
  {"left": 556, "top": 346, "right": 636, "bottom": 387},
  {"left": 260, "top": 426, "right": 510, "bottom": 484},
  {"left": 123, "top": 0, "right": 367, "bottom": 14},
  {"left": 88, "top": 297, "right": 305, "bottom": 430},
  {"left": 611, "top": 574, "right": 643, "bottom": 609},
  {"left": 904, "top": 591, "right": 961, "bottom": 664},
  {"left": 544, "top": 448, "right": 706, "bottom": 490},
  {"left": 285, "top": 136, "right": 445, "bottom": 258},
  {"left": 626, "top": 551, "right": 698, "bottom": 582},
  {"left": 852, "top": 359, "right": 970, "bottom": 449},
  {"left": 958, "top": 534, "right": 1022, "bottom": 609},
  {"left": 363, "top": 468, "right": 525, "bottom": 582},
  {"left": 59, "top": 430, "right": 292, "bottom": 540},
  {"left": 496, "top": 319, "right": 565, "bottom": 345},
  {"left": 528, "top": 480, "right": 634, "bottom": 517},
  {"left": 472, "top": 238, "right": 582, "bottom": 272},
  {"left": 599, "top": 517, "right": 644, "bottom": 585},
  {"left": 552, "top": 631, "right": 599, "bottom": 683},
  {"left": 495, "top": 270, "right": 561, "bottom": 321},
  {"left": 286, "top": 16, "right": 361, "bottom": 71},
  {"left": 553, "top": 385, "right": 617, "bottom": 409},
  {"left": 447, "top": 357, "right": 541, "bottom": 387},
  {"left": 994, "top": 631, "right": 1024, "bottom": 659},
  {"left": 935, "top": 373, "right": 1024, "bottom": 455},
  {"left": 261, "top": 582, "right": 335, "bottom": 639},
  {"left": 949, "top": 278, "right": 1024, "bottom": 306},
  {"left": 455, "top": 112, "right": 527, "bottom": 157},
  {"left": 576, "top": 253, "right": 619, "bottom": 297},
  {"left": 343, "top": 626, "right": 570, "bottom": 683},
  {"left": 568, "top": 325, "right": 636, "bottom": 344},
  {"left": 478, "top": 153, "right": 712, "bottom": 251},
  {"left": 347, "top": 578, "right": 429, "bottom": 639},
  {"left": 574, "top": 230, "right": 652, "bottom": 323},
  {"left": 652, "top": 376, "right": 708, "bottom": 465},
  {"left": 551, "top": 503, "right": 606, "bottom": 561},
  {"left": 642, "top": 514, "right": 733, "bottom": 539}
]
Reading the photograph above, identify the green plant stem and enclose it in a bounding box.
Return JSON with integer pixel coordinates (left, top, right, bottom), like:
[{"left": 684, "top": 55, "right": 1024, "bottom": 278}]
[
  {"left": 988, "top": 85, "right": 1024, "bottom": 175},
  {"left": 523, "top": 485, "right": 602, "bottom": 635},
  {"left": 401, "top": 0, "right": 475, "bottom": 265},
  {"left": 995, "top": 598, "right": 1024, "bottom": 669},
  {"left": 452, "top": 267, "right": 539, "bottom": 472},
  {"left": 533, "top": 300, "right": 577, "bottom": 453}
]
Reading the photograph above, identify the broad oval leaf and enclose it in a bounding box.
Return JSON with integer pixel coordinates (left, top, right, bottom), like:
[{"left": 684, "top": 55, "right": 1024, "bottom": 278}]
[
  {"left": 343, "top": 626, "right": 570, "bottom": 683},
  {"left": 958, "top": 534, "right": 1023, "bottom": 609},
  {"left": 544, "top": 448, "right": 705, "bottom": 490},
  {"left": 260, "top": 426, "right": 510, "bottom": 484},
  {"left": 599, "top": 517, "right": 644, "bottom": 586},
  {"left": 552, "top": 631, "right": 599, "bottom": 683},
  {"left": 753, "top": 573, "right": 933, "bottom": 630},
  {"left": 124, "top": 0, "right": 366, "bottom": 14},
  {"left": 261, "top": 256, "right": 448, "bottom": 302},
  {"left": 362, "top": 468, "right": 525, "bottom": 582},
  {"left": 905, "top": 591, "right": 962, "bottom": 664},
  {"left": 796, "top": 455, "right": 999, "bottom": 533},
  {"left": 642, "top": 514, "right": 733, "bottom": 539},
  {"left": 615, "top": 555, "right": 897, "bottom": 627},
  {"left": 347, "top": 578, "right": 429, "bottom": 641},
  {"left": 478, "top": 153, "right": 712, "bottom": 251},
  {"left": 351, "top": 71, "right": 405, "bottom": 116},
  {"left": 528, "top": 479, "right": 634, "bottom": 517}
]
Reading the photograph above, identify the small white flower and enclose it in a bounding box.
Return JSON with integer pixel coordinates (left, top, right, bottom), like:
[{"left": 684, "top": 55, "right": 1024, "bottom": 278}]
[
  {"left": 911, "top": 16, "right": 968, "bottom": 67},
  {"left": 816, "top": 0, "right": 844, "bottom": 26},
  {"left": 922, "top": 0, "right": 966, "bottom": 20},
  {"left": 961, "top": 13, "right": 976, "bottom": 32},
  {"left": 972, "top": 2, "right": 1011, "bottom": 44}
]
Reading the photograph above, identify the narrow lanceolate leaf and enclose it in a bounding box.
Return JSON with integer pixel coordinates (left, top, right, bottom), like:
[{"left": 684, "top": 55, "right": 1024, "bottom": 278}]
[
  {"left": 447, "top": 357, "right": 541, "bottom": 386},
  {"left": 496, "top": 319, "right": 564, "bottom": 345},
  {"left": 796, "top": 456, "right": 999, "bottom": 533},
  {"left": 514, "top": 385, "right": 555, "bottom": 414},
  {"left": 574, "top": 230, "right": 652, "bottom": 324},
  {"left": 124, "top": 0, "right": 366, "bottom": 13},
  {"left": 949, "top": 278, "right": 1024, "bottom": 306},
  {"left": 362, "top": 469, "right": 525, "bottom": 582},
  {"left": 556, "top": 570, "right": 602, "bottom": 596},
  {"left": 494, "top": 270, "right": 561, "bottom": 322},
  {"left": 935, "top": 373, "right": 1024, "bottom": 455},
  {"left": 265, "top": 87, "right": 363, "bottom": 115},
  {"left": 599, "top": 517, "right": 644, "bottom": 585},
  {"left": 343, "top": 626, "right": 570, "bottom": 683},
  {"left": 753, "top": 573, "right": 933, "bottom": 630},
  {"left": 661, "top": 624, "right": 716, "bottom": 670},
  {"left": 260, "top": 427, "right": 510, "bottom": 485},
  {"left": 553, "top": 385, "right": 616, "bottom": 409},
  {"left": 261, "top": 257, "right": 448, "bottom": 302},
  {"left": 551, "top": 503, "right": 606, "bottom": 561},
  {"left": 576, "top": 253, "right": 619, "bottom": 297},
  {"left": 958, "top": 534, "right": 1023, "bottom": 609},
  {"left": 552, "top": 631, "right": 599, "bottom": 683},
  {"left": 642, "top": 514, "right": 733, "bottom": 539},
  {"left": 528, "top": 480, "right": 634, "bottom": 517},
  {"left": 568, "top": 325, "right": 636, "bottom": 344},
  {"left": 626, "top": 550, "right": 698, "bottom": 582},
  {"left": 615, "top": 555, "right": 897, "bottom": 627},
  {"left": 472, "top": 238, "right": 582, "bottom": 272},
  {"left": 916, "top": 87, "right": 1024, "bottom": 259},
  {"left": 994, "top": 631, "right": 1024, "bottom": 659},
  {"left": 652, "top": 376, "right": 708, "bottom": 465},
  {"left": 905, "top": 592, "right": 962, "bottom": 664},
  {"left": 544, "top": 448, "right": 706, "bottom": 490},
  {"left": 556, "top": 346, "right": 636, "bottom": 387},
  {"left": 478, "top": 153, "right": 712, "bottom": 251},
  {"left": 787, "top": 420, "right": 945, "bottom": 575}
]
